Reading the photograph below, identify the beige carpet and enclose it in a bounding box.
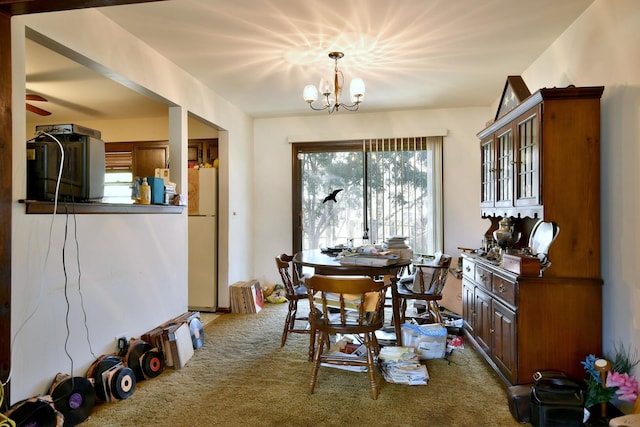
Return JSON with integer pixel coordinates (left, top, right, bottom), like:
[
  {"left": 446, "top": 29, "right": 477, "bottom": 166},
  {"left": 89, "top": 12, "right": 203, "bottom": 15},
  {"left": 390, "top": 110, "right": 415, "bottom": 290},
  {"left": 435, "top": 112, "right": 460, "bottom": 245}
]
[{"left": 82, "top": 302, "right": 521, "bottom": 427}]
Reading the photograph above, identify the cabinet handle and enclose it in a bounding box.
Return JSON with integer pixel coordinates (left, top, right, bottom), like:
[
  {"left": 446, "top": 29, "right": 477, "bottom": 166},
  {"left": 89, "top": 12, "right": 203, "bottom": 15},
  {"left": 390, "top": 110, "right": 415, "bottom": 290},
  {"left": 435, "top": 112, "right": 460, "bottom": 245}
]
[
  {"left": 465, "top": 266, "right": 471, "bottom": 272},
  {"left": 498, "top": 284, "right": 505, "bottom": 293},
  {"left": 490, "top": 329, "right": 494, "bottom": 334},
  {"left": 480, "top": 273, "right": 488, "bottom": 282}
]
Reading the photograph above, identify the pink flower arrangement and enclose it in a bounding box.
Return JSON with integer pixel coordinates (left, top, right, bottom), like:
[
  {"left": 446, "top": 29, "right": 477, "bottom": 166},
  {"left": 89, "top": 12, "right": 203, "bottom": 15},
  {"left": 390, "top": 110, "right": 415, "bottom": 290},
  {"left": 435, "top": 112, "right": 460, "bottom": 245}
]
[
  {"left": 606, "top": 371, "right": 639, "bottom": 403},
  {"left": 582, "top": 344, "right": 640, "bottom": 408}
]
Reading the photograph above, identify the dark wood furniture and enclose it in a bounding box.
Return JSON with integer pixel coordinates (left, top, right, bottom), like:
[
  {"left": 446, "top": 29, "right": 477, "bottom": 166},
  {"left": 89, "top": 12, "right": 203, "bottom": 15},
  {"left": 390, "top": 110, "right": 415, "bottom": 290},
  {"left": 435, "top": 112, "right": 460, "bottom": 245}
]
[
  {"left": 306, "top": 274, "right": 388, "bottom": 399},
  {"left": 275, "top": 254, "right": 314, "bottom": 358},
  {"left": 396, "top": 255, "right": 452, "bottom": 325},
  {"left": 463, "top": 82, "right": 604, "bottom": 386},
  {"left": 292, "top": 249, "right": 411, "bottom": 345},
  {"left": 133, "top": 141, "right": 169, "bottom": 178},
  {"left": 462, "top": 254, "right": 602, "bottom": 385}
]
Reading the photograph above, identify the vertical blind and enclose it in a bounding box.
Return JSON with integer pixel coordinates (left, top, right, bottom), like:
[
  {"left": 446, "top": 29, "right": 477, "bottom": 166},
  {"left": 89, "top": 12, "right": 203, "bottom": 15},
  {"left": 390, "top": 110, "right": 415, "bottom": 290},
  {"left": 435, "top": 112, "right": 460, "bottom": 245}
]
[{"left": 363, "top": 136, "right": 443, "bottom": 254}]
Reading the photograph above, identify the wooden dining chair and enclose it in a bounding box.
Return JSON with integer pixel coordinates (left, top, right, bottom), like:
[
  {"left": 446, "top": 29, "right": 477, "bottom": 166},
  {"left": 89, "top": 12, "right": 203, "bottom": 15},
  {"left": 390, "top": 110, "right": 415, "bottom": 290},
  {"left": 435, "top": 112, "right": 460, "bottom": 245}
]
[
  {"left": 275, "top": 254, "right": 316, "bottom": 360},
  {"left": 306, "top": 274, "right": 388, "bottom": 400},
  {"left": 395, "top": 254, "right": 452, "bottom": 325}
]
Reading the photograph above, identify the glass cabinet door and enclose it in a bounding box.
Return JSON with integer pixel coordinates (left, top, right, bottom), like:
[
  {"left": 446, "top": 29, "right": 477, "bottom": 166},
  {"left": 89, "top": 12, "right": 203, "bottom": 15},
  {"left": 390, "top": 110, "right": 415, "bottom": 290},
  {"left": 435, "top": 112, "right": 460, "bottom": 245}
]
[
  {"left": 495, "top": 127, "right": 514, "bottom": 209},
  {"left": 480, "top": 137, "right": 496, "bottom": 208},
  {"left": 515, "top": 110, "right": 540, "bottom": 207}
]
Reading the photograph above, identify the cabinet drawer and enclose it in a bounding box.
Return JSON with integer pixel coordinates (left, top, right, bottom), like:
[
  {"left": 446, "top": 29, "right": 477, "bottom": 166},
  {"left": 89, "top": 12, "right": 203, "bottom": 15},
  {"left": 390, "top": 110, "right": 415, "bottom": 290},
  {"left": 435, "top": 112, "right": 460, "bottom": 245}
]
[
  {"left": 493, "top": 275, "right": 516, "bottom": 306},
  {"left": 475, "top": 265, "right": 492, "bottom": 290},
  {"left": 462, "top": 258, "right": 475, "bottom": 280}
]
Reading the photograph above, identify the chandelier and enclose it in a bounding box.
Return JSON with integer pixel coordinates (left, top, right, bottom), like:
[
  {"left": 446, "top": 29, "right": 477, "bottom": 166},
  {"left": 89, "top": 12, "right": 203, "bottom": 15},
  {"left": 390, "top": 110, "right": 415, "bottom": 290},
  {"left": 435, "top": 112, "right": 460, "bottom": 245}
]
[{"left": 303, "top": 52, "right": 365, "bottom": 113}]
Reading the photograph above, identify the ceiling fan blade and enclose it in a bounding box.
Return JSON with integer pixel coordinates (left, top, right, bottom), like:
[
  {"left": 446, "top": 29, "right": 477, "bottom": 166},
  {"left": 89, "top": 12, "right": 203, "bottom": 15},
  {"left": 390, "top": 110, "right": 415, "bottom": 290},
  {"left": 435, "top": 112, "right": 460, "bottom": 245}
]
[
  {"left": 26, "top": 94, "right": 48, "bottom": 102},
  {"left": 26, "top": 103, "right": 52, "bottom": 116}
]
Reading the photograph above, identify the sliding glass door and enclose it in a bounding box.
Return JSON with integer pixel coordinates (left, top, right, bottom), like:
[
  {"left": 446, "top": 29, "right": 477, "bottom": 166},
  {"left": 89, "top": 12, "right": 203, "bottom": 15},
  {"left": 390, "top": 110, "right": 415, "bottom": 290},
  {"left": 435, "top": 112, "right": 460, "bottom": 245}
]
[{"left": 292, "top": 137, "right": 443, "bottom": 255}]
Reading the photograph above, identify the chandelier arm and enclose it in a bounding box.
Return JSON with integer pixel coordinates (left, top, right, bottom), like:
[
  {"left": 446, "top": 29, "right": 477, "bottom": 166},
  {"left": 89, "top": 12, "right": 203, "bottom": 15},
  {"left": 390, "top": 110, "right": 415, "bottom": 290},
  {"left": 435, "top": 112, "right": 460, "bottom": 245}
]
[
  {"left": 337, "top": 103, "right": 360, "bottom": 112},
  {"left": 307, "top": 103, "right": 330, "bottom": 112}
]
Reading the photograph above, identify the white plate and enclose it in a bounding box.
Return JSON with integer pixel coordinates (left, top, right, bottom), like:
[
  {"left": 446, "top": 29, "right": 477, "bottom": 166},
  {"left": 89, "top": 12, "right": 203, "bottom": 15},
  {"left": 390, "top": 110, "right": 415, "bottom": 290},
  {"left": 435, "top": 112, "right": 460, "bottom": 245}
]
[{"left": 528, "top": 220, "right": 560, "bottom": 256}]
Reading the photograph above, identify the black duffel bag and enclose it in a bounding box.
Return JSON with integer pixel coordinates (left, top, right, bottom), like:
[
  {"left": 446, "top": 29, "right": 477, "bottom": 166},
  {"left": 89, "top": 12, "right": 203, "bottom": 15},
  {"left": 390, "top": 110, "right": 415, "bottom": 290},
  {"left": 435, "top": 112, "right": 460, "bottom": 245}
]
[{"left": 530, "top": 370, "right": 586, "bottom": 427}]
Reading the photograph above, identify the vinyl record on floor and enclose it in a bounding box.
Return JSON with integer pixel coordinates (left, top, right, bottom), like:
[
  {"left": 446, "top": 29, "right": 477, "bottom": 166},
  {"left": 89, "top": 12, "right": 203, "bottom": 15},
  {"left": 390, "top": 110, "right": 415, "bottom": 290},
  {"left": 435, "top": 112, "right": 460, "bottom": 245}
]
[
  {"left": 7, "top": 396, "right": 63, "bottom": 427},
  {"left": 50, "top": 375, "right": 96, "bottom": 427},
  {"left": 107, "top": 365, "right": 136, "bottom": 400},
  {"left": 87, "top": 355, "right": 135, "bottom": 403},
  {"left": 189, "top": 317, "right": 204, "bottom": 349},
  {"left": 87, "top": 355, "right": 116, "bottom": 402},
  {"left": 126, "top": 339, "right": 164, "bottom": 381},
  {"left": 140, "top": 349, "right": 164, "bottom": 379},
  {"left": 126, "top": 340, "right": 151, "bottom": 381}
]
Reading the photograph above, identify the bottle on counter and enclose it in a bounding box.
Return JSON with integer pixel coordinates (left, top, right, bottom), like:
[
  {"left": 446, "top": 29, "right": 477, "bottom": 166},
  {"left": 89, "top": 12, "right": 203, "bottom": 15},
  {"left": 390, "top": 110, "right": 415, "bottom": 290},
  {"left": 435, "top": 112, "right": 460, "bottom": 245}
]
[
  {"left": 131, "top": 176, "right": 141, "bottom": 201},
  {"left": 140, "top": 177, "right": 151, "bottom": 205}
]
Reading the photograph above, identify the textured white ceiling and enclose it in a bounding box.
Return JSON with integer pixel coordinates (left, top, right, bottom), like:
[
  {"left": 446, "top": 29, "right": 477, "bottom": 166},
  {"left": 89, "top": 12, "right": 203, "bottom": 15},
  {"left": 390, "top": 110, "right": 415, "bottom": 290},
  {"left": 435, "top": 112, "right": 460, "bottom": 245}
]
[{"left": 26, "top": 0, "right": 595, "bottom": 121}]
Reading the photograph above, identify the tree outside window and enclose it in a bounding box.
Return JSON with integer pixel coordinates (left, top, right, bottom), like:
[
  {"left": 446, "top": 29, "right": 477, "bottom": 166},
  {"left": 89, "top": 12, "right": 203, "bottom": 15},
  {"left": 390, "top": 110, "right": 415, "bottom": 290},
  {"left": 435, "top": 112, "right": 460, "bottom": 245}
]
[{"left": 293, "top": 137, "right": 443, "bottom": 255}]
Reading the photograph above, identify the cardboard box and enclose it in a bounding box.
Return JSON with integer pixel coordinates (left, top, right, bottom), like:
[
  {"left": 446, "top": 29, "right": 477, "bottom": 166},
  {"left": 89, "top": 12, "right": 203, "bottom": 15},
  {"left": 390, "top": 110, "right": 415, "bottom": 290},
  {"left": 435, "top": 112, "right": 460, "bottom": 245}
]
[{"left": 155, "top": 168, "right": 170, "bottom": 184}]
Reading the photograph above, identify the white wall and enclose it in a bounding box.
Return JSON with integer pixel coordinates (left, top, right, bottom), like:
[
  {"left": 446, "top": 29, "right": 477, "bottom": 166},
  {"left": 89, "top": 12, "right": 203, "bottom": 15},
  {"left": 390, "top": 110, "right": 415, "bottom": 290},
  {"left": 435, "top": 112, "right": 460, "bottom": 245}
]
[
  {"left": 252, "top": 108, "right": 490, "bottom": 287},
  {"left": 11, "top": 9, "right": 253, "bottom": 402},
  {"left": 522, "top": 0, "right": 640, "bottom": 360}
]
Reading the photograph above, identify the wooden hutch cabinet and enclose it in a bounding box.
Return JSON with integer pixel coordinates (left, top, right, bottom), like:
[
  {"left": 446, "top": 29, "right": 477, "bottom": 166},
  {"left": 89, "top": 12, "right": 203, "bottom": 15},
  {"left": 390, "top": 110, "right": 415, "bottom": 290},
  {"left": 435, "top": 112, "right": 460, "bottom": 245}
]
[{"left": 463, "top": 79, "right": 604, "bottom": 386}]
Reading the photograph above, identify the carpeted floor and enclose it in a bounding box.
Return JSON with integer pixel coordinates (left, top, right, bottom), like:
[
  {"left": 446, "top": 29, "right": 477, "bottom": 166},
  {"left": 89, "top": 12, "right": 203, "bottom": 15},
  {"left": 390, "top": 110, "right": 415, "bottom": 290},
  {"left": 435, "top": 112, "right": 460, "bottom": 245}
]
[{"left": 82, "top": 301, "right": 522, "bottom": 427}]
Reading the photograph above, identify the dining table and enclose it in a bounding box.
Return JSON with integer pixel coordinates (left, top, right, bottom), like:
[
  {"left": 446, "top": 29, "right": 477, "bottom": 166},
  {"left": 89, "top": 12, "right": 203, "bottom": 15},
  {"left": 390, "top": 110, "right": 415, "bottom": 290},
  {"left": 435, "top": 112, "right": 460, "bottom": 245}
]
[{"left": 293, "top": 248, "right": 412, "bottom": 346}]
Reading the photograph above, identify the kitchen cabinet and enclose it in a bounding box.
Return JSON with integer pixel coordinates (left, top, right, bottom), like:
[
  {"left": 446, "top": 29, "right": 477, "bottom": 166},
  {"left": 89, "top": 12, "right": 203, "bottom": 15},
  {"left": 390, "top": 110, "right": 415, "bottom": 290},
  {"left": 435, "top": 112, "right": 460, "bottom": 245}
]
[
  {"left": 106, "top": 141, "right": 169, "bottom": 178},
  {"left": 133, "top": 141, "right": 168, "bottom": 178},
  {"left": 463, "top": 79, "right": 604, "bottom": 386},
  {"left": 188, "top": 138, "right": 218, "bottom": 166}
]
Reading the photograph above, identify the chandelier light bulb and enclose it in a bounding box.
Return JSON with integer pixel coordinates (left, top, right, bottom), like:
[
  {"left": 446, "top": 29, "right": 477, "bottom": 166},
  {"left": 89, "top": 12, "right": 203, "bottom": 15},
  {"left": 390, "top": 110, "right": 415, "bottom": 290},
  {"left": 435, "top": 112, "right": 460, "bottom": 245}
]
[
  {"left": 319, "top": 78, "right": 333, "bottom": 96},
  {"left": 350, "top": 78, "right": 365, "bottom": 102},
  {"left": 303, "top": 85, "right": 318, "bottom": 103}
]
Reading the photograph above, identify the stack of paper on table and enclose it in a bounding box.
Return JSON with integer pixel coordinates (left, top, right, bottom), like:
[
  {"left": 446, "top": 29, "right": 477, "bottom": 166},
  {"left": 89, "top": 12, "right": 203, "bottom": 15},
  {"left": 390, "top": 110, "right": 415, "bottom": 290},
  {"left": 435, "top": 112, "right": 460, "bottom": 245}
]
[
  {"left": 338, "top": 253, "right": 400, "bottom": 266},
  {"left": 383, "top": 236, "right": 414, "bottom": 260}
]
